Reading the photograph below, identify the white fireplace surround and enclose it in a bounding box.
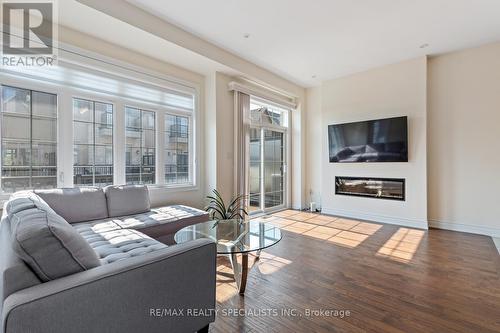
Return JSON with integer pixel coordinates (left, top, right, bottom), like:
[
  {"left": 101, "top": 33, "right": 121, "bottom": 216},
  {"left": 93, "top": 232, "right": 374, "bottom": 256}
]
[{"left": 318, "top": 58, "right": 428, "bottom": 230}]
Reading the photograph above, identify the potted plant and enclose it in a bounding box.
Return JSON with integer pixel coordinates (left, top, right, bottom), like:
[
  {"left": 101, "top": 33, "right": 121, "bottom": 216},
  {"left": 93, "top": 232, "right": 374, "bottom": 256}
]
[
  {"left": 205, "top": 190, "right": 248, "bottom": 241},
  {"left": 204, "top": 189, "right": 248, "bottom": 222}
]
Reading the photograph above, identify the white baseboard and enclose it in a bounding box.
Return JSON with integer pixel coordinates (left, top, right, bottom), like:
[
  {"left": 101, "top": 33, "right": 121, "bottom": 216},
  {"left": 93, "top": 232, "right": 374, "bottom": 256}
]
[
  {"left": 428, "top": 219, "right": 500, "bottom": 238},
  {"left": 318, "top": 209, "right": 499, "bottom": 249},
  {"left": 492, "top": 238, "right": 500, "bottom": 255},
  {"left": 321, "top": 207, "right": 428, "bottom": 230}
]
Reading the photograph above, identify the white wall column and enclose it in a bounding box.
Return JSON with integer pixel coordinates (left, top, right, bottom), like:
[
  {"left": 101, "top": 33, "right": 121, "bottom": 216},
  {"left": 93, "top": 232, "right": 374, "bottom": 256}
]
[
  {"left": 114, "top": 101, "right": 125, "bottom": 185},
  {"left": 58, "top": 89, "right": 74, "bottom": 187},
  {"left": 156, "top": 110, "right": 165, "bottom": 185}
]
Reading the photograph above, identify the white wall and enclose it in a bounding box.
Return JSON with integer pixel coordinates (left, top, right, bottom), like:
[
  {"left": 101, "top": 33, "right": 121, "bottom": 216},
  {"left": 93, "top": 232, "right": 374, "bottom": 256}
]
[
  {"left": 309, "top": 58, "right": 428, "bottom": 229},
  {"left": 204, "top": 73, "right": 217, "bottom": 196},
  {"left": 428, "top": 42, "right": 500, "bottom": 237},
  {"left": 305, "top": 86, "right": 322, "bottom": 208},
  {"left": 203, "top": 72, "right": 233, "bottom": 204},
  {"left": 291, "top": 99, "right": 306, "bottom": 209},
  {"left": 214, "top": 73, "right": 236, "bottom": 203}
]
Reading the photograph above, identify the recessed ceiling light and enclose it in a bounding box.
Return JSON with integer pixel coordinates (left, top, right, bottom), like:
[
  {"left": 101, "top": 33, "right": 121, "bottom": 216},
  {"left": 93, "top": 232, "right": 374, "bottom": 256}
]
[
  {"left": 420, "top": 43, "right": 429, "bottom": 49},
  {"left": 243, "top": 33, "right": 250, "bottom": 39}
]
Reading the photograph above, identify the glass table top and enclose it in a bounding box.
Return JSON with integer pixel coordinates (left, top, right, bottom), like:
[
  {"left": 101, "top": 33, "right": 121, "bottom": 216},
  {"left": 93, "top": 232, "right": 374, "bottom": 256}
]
[{"left": 174, "top": 219, "right": 282, "bottom": 254}]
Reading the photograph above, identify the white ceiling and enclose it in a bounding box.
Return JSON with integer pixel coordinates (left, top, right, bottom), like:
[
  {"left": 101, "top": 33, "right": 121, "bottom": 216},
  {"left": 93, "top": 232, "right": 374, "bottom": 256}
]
[{"left": 127, "top": 0, "right": 500, "bottom": 87}]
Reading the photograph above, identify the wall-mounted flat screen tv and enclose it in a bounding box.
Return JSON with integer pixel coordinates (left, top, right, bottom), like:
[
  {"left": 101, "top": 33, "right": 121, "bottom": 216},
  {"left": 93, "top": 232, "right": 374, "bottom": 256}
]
[{"left": 328, "top": 116, "right": 408, "bottom": 163}]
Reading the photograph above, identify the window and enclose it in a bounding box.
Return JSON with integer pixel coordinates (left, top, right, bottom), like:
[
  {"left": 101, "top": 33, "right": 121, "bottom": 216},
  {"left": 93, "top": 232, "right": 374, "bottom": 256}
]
[
  {"left": 3, "top": 59, "right": 197, "bottom": 194},
  {"left": 165, "top": 114, "right": 190, "bottom": 185},
  {"left": 1, "top": 86, "right": 57, "bottom": 193},
  {"left": 73, "top": 98, "right": 113, "bottom": 187},
  {"left": 125, "top": 107, "right": 155, "bottom": 184},
  {"left": 250, "top": 100, "right": 289, "bottom": 128}
]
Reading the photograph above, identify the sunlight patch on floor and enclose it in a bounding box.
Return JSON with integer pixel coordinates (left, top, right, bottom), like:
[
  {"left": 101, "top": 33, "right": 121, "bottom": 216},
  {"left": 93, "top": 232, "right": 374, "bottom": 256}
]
[
  {"left": 350, "top": 221, "right": 383, "bottom": 235},
  {"left": 327, "top": 230, "right": 370, "bottom": 248},
  {"left": 265, "top": 213, "right": 383, "bottom": 248},
  {"left": 303, "top": 226, "right": 343, "bottom": 240},
  {"left": 257, "top": 252, "right": 292, "bottom": 275},
  {"left": 216, "top": 262, "right": 239, "bottom": 303},
  {"left": 272, "top": 209, "right": 301, "bottom": 218},
  {"left": 308, "top": 214, "right": 339, "bottom": 225},
  {"left": 260, "top": 217, "right": 295, "bottom": 228},
  {"left": 327, "top": 218, "right": 360, "bottom": 230},
  {"left": 281, "top": 221, "right": 316, "bottom": 233},
  {"left": 215, "top": 251, "right": 292, "bottom": 302},
  {"left": 376, "top": 228, "right": 425, "bottom": 263}
]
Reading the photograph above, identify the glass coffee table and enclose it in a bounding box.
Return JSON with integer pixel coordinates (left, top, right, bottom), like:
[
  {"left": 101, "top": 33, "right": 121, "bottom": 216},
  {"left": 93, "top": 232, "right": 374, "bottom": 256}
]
[{"left": 174, "top": 219, "right": 282, "bottom": 294}]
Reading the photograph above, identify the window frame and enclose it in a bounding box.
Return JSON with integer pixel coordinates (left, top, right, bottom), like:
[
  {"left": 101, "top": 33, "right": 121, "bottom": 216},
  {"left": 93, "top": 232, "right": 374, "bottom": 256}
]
[
  {"left": 124, "top": 106, "right": 157, "bottom": 185},
  {"left": 163, "top": 109, "right": 194, "bottom": 187},
  {"left": 0, "top": 64, "right": 199, "bottom": 200},
  {"left": 72, "top": 97, "right": 115, "bottom": 187},
  {"left": 123, "top": 103, "right": 196, "bottom": 189},
  {"left": 0, "top": 84, "right": 59, "bottom": 195}
]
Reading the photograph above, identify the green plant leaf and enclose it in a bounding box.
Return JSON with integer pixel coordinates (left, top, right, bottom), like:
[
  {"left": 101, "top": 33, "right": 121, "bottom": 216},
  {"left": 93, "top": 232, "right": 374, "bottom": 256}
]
[
  {"left": 205, "top": 189, "right": 249, "bottom": 221},
  {"left": 205, "top": 203, "right": 226, "bottom": 220},
  {"left": 213, "top": 189, "right": 227, "bottom": 215},
  {"left": 206, "top": 194, "right": 227, "bottom": 219}
]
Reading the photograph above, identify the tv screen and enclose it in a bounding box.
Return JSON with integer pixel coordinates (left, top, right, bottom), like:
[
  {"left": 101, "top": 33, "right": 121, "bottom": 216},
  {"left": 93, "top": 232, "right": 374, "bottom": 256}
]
[{"left": 328, "top": 116, "right": 408, "bottom": 163}]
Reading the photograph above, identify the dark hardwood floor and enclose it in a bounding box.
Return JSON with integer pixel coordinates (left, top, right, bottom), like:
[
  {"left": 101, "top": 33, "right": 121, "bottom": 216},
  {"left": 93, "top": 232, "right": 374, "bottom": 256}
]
[{"left": 210, "top": 210, "right": 500, "bottom": 333}]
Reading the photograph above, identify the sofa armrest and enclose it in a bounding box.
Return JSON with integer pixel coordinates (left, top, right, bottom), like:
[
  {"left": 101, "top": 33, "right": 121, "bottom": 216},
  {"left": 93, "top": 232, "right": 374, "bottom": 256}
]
[{"left": 2, "top": 239, "right": 216, "bottom": 333}]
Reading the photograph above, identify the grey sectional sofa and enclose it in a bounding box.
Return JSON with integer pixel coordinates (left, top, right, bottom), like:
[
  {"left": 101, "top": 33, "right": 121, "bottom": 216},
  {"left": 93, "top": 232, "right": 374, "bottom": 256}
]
[{"left": 0, "top": 185, "right": 215, "bottom": 333}]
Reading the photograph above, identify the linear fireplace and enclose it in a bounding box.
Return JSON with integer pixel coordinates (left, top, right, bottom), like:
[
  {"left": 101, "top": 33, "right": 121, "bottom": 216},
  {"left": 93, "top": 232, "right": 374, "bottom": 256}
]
[{"left": 335, "top": 176, "right": 405, "bottom": 201}]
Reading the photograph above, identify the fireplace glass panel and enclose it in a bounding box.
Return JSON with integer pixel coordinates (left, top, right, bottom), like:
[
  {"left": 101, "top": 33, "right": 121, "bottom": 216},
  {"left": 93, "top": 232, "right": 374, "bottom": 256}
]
[{"left": 335, "top": 177, "right": 405, "bottom": 201}]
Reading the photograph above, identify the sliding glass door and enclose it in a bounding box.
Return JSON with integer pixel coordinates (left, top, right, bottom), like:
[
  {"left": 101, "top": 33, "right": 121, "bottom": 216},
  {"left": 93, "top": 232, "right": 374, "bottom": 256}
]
[
  {"left": 249, "top": 127, "right": 287, "bottom": 213},
  {"left": 249, "top": 128, "right": 262, "bottom": 212},
  {"left": 248, "top": 98, "right": 289, "bottom": 214},
  {"left": 264, "top": 129, "right": 285, "bottom": 209}
]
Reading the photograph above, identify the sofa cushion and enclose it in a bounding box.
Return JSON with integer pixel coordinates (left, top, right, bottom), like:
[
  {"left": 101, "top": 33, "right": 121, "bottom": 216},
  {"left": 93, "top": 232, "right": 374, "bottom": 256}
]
[
  {"left": 6, "top": 191, "right": 57, "bottom": 216},
  {"left": 111, "top": 205, "right": 206, "bottom": 229},
  {"left": 112, "top": 211, "right": 179, "bottom": 230},
  {"left": 35, "top": 188, "right": 108, "bottom": 223},
  {"left": 77, "top": 228, "right": 167, "bottom": 264},
  {"left": 104, "top": 185, "right": 150, "bottom": 217},
  {"left": 9, "top": 207, "right": 101, "bottom": 282},
  {"left": 152, "top": 205, "right": 208, "bottom": 220},
  {"left": 72, "top": 219, "right": 123, "bottom": 236},
  {"left": 0, "top": 218, "right": 42, "bottom": 302},
  {"left": 4, "top": 197, "right": 36, "bottom": 216}
]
